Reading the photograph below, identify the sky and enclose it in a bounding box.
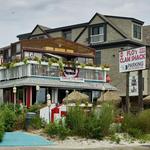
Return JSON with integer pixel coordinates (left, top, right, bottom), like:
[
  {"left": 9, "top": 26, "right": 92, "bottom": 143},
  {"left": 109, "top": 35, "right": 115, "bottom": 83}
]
[{"left": 0, "top": 0, "right": 150, "bottom": 47}]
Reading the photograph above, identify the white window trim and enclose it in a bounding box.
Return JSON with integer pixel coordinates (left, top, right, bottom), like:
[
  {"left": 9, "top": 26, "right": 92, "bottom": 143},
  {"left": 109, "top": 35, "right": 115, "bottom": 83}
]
[
  {"left": 132, "top": 23, "right": 143, "bottom": 41},
  {"left": 90, "top": 34, "right": 104, "bottom": 44},
  {"left": 90, "top": 26, "right": 104, "bottom": 44}
]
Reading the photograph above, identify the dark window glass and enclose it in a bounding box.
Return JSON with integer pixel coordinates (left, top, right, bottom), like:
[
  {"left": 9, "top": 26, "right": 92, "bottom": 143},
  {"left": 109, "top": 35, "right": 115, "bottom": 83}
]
[
  {"left": 90, "top": 25, "right": 105, "bottom": 43},
  {"left": 133, "top": 24, "right": 141, "bottom": 40},
  {"left": 95, "top": 50, "right": 101, "bottom": 65}
]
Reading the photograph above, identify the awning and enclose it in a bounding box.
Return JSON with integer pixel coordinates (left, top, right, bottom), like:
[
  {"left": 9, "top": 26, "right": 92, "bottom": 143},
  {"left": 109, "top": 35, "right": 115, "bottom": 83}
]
[{"left": 0, "top": 77, "right": 117, "bottom": 91}]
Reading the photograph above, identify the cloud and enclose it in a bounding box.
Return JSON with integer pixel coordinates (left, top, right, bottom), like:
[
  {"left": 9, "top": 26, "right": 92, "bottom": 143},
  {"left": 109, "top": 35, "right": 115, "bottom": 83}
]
[{"left": 0, "top": 0, "right": 150, "bottom": 46}]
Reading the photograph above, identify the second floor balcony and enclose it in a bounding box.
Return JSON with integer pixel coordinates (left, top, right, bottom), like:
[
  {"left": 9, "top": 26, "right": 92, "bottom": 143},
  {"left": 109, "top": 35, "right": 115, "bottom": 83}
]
[{"left": 0, "top": 60, "right": 109, "bottom": 83}]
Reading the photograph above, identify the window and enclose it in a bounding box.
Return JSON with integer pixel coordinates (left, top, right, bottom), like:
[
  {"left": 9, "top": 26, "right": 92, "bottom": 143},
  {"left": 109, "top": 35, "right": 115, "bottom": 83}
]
[
  {"left": 16, "top": 43, "right": 21, "bottom": 53},
  {"left": 133, "top": 24, "right": 142, "bottom": 40},
  {"left": 90, "top": 25, "right": 105, "bottom": 44},
  {"left": 8, "top": 49, "right": 11, "bottom": 57},
  {"left": 63, "top": 30, "right": 72, "bottom": 40},
  {"left": 95, "top": 50, "right": 101, "bottom": 65}
]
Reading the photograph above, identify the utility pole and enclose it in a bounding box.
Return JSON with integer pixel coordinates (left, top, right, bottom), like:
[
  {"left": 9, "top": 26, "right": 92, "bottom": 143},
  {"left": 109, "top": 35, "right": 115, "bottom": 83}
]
[
  {"left": 138, "top": 70, "right": 143, "bottom": 112},
  {"left": 126, "top": 72, "right": 130, "bottom": 113}
]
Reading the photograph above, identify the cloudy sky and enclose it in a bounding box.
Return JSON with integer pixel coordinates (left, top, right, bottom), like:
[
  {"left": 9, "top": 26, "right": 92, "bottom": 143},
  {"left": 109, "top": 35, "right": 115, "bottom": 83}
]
[{"left": 0, "top": 0, "right": 150, "bottom": 47}]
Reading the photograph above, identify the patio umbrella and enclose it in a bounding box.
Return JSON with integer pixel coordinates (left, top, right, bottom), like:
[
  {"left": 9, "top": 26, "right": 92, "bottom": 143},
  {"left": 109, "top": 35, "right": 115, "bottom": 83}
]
[
  {"left": 63, "top": 90, "right": 89, "bottom": 104},
  {"left": 97, "top": 91, "right": 121, "bottom": 105},
  {"left": 143, "top": 95, "right": 150, "bottom": 105}
]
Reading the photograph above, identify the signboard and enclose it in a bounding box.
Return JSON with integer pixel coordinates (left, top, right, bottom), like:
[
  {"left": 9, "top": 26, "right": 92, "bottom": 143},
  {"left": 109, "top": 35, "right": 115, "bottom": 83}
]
[
  {"left": 63, "top": 67, "right": 79, "bottom": 78},
  {"left": 60, "top": 67, "right": 83, "bottom": 82},
  {"left": 129, "top": 75, "right": 138, "bottom": 96},
  {"left": 119, "top": 47, "right": 146, "bottom": 72}
]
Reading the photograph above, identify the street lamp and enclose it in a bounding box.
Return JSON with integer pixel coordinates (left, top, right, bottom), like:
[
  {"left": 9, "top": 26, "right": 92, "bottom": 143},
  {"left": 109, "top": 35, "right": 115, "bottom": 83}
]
[
  {"left": 36, "top": 85, "right": 40, "bottom": 91},
  {"left": 65, "top": 90, "right": 69, "bottom": 105},
  {"left": 13, "top": 86, "right": 17, "bottom": 111},
  {"left": 47, "top": 93, "right": 51, "bottom": 124},
  {"left": 36, "top": 85, "right": 40, "bottom": 103}
]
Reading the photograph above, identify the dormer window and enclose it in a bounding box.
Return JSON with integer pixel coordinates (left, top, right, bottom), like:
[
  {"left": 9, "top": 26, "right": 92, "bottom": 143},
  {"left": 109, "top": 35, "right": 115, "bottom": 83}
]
[
  {"left": 133, "top": 24, "right": 142, "bottom": 40},
  {"left": 90, "top": 24, "right": 105, "bottom": 44}
]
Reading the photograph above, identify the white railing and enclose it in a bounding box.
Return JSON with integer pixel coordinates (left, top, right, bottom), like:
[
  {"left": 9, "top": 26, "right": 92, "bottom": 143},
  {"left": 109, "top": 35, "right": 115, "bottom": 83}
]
[
  {"left": 90, "top": 34, "right": 104, "bottom": 44},
  {"left": 0, "top": 61, "right": 107, "bottom": 82}
]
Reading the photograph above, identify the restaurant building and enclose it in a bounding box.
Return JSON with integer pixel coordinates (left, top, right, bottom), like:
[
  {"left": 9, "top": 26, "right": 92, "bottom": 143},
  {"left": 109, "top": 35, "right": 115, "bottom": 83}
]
[{"left": 0, "top": 38, "right": 115, "bottom": 107}]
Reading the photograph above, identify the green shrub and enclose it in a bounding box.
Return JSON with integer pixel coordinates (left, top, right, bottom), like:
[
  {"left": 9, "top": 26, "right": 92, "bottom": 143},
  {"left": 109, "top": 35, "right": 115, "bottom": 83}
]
[
  {"left": 45, "top": 122, "right": 69, "bottom": 140},
  {"left": 138, "top": 109, "right": 150, "bottom": 133},
  {"left": 65, "top": 106, "right": 86, "bottom": 136},
  {"left": 122, "top": 113, "right": 139, "bottom": 132},
  {"left": 14, "top": 113, "right": 26, "bottom": 130},
  {"left": 122, "top": 110, "right": 150, "bottom": 138},
  {"left": 0, "top": 103, "right": 14, "bottom": 111},
  {"left": 30, "top": 115, "right": 45, "bottom": 130},
  {"left": 0, "top": 107, "right": 16, "bottom": 131},
  {"left": 28, "top": 104, "right": 45, "bottom": 114},
  {"left": 128, "top": 128, "right": 142, "bottom": 138},
  {"left": 0, "top": 122, "right": 4, "bottom": 142},
  {"left": 109, "top": 123, "right": 122, "bottom": 134},
  {"left": 139, "top": 134, "right": 150, "bottom": 142},
  {"left": 65, "top": 103, "right": 115, "bottom": 139},
  {"left": 98, "top": 103, "right": 115, "bottom": 136}
]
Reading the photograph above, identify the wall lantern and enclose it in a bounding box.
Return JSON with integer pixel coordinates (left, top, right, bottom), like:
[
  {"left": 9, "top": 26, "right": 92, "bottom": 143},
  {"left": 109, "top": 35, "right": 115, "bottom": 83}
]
[
  {"left": 36, "top": 85, "right": 40, "bottom": 91},
  {"left": 13, "top": 86, "right": 17, "bottom": 93}
]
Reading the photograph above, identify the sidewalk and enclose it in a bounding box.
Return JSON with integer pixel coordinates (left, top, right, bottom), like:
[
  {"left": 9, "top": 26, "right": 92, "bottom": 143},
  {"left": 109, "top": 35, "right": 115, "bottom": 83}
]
[{"left": 0, "top": 145, "right": 150, "bottom": 150}]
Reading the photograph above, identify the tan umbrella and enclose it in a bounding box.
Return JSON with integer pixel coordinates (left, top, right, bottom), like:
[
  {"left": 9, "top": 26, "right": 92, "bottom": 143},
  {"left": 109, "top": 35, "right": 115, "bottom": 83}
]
[
  {"left": 97, "top": 91, "right": 121, "bottom": 105},
  {"left": 143, "top": 95, "right": 150, "bottom": 105},
  {"left": 63, "top": 90, "right": 89, "bottom": 104}
]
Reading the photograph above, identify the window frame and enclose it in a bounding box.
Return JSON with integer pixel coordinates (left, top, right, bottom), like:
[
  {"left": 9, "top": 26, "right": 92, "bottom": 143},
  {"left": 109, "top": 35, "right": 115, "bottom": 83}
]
[
  {"left": 89, "top": 24, "right": 106, "bottom": 44},
  {"left": 132, "top": 23, "right": 142, "bottom": 41}
]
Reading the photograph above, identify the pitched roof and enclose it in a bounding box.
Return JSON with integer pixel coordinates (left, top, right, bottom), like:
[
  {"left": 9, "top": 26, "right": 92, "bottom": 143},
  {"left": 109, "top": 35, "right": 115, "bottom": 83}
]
[
  {"left": 104, "top": 15, "right": 144, "bottom": 25},
  {"left": 17, "top": 22, "right": 88, "bottom": 39},
  {"left": 17, "top": 13, "right": 144, "bottom": 40},
  {"left": 74, "top": 13, "right": 129, "bottom": 42}
]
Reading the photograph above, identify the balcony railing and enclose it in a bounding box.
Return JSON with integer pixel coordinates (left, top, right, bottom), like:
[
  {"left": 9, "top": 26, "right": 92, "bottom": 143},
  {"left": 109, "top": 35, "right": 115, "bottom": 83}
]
[
  {"left": 0, "top": 61, "right": 108, "bottom": 82},
  {"left": 90, "top": 34, "right": 104, "bottom": 44}
]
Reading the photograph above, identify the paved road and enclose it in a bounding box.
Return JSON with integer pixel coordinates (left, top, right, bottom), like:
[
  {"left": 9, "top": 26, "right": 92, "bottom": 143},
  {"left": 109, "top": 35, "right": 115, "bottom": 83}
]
[{"left": 0, "top": 145, "right": 150, "bottom": 150}]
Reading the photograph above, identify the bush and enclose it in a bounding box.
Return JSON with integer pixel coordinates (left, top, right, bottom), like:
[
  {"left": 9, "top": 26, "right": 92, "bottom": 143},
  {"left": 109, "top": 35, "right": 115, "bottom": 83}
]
[
  {"left": 65, "top": 103, "right": 115, "bottom": 139},
  {"left": 128, "top": 128, "right": 142, "bottom": 138},
  {"left": 28, "top": 104, "right": 45, "bottom": 114},
  {"left": 97, "top": 103, "right": 115, "bottom": 136},
  {"left": 65, "top": 106, "right": 86, "bottom": 136},
  {"left": 14, "top": 113, "right": 26, "bottom": 130},
  {"left": 122, "top": 109, "right": 150, "bottom": 138},
  {"left": 0, "top": 103, "right": 14, "bottom": 111},
  {"left": 45, "top": 122, "right": 69, "bottom": 140},
  {"left": 138, "top": 109, "right": 150, "bottom": 133},
  {"left": 30, "top": 115, "right": 45, "bottom": 130},
  {"left": 0, "top": 122, "right": 4, "bottom": 142},
  {"left": 0, "top": 107, "right": 16, "bottom": 131}
]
